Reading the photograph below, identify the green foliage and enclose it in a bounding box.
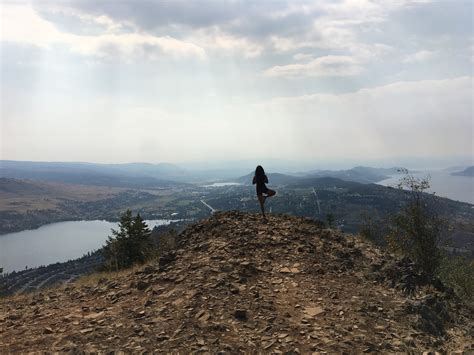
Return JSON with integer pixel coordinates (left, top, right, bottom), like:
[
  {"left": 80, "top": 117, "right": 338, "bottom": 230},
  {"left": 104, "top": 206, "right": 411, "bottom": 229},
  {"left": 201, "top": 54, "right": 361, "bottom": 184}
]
[
  {"left": 101, "top": 210, "right": 153, "bottom": 271},
  {"left": 387, "top": 169, "right": 444, "bottom": 277},
  {"left": 438, "top": 254, "right": 474, "bottom": 303}
]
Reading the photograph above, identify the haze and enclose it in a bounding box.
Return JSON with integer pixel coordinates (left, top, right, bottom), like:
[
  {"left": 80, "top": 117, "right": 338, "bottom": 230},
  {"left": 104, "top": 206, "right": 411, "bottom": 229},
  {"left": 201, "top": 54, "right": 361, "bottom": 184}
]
[{"left": 1, "top": 1, "right": 473, "bottom": 165}]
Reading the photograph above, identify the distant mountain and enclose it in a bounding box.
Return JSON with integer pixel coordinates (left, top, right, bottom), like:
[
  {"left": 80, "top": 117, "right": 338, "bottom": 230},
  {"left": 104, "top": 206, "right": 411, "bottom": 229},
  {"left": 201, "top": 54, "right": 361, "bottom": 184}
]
[
  {"left": 0, "top": 161, "right": 406, "bottom": 186},
  {"left": 235, "top": 172, "right": 300, "bottom": 185},
  {"left": 0, "top": 160, "right": 254, "bottom": 184},
  {"left": 304, "top": 166, "right": 402, "bottom": 184},
  {"left": 0, "top": 161, "right": 184, "bottom": 188},
  {"left": 288, "top": 176, "right": 362, "bottom": 189},
  {"left": 451, "top": 166, "right": 474, "bottom": 177},
  {"left": 0, "top": 160, "right": 186, "bottom": 177},
  {"left": 97, "top": 162, "right": 188, "bottom": 179},
  {"left": 236, "top": 166, "right": 403, "bottom": 185},
  {"left": 443, "top": 165, "right": 469, "bottom": 173}
]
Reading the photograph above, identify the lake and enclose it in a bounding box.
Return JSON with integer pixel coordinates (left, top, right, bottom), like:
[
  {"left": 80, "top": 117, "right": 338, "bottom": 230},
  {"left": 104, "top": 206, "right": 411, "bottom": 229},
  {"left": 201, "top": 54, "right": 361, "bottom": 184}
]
[
  {"left": 203, "top": 182, "right": 242, "bottom": 187},
  {"left": 378, "top": 170, "right": 474, "bottom": 205},
  {"left": 0, "top": 219, "right": 174, "bottom": 273}
]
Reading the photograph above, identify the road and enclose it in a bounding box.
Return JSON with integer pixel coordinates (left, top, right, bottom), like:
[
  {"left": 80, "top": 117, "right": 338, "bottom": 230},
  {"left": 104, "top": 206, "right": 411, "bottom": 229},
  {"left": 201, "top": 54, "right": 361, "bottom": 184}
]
[
  {"left": 312, "top": 187, "right": 321, "bottom": 215},
  {"left": 200, "top": 199, "right": 216, "bottom": 214}
]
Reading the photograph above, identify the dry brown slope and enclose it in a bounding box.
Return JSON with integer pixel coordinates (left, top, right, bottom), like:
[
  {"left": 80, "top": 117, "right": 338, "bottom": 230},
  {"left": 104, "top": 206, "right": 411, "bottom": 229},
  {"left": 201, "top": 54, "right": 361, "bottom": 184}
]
[
  {"left": 0, "top": 177, "right": 122, "bottom": 212},
  {"left": 0, "top": 211, "right": 472, "bottom": 353}
]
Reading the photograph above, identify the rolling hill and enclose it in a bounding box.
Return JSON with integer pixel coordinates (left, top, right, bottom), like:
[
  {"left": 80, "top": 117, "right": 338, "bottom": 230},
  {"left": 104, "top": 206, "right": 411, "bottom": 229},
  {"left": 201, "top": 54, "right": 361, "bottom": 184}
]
[{"left": 452, "top": 166, "right": 474, "bottom": 177}]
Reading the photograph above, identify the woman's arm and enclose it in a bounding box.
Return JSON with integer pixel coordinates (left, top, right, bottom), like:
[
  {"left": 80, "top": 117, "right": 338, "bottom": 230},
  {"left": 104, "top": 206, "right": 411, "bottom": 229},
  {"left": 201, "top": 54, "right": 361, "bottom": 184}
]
[
  {"left": 264, "top": 175, "right": 268, "bottom": 183},
  {"left": 252, "top": 176, "right": 256, "bottom": 184}
]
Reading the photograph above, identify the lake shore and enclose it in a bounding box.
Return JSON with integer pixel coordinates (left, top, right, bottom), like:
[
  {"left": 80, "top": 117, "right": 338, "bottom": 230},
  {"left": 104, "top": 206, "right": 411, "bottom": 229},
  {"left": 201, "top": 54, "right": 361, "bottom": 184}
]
[
  {"left": 0, "top": 219, "right": 175, "bottom": 273},
  {"left": 377, "top": 170, "right": 474, "bottom": 205}
]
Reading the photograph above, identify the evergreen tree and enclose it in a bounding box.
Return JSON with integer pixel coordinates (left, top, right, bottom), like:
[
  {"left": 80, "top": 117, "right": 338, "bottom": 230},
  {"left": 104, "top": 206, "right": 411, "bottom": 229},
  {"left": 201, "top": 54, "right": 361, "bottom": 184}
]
[
  {"left": 102, "top": 210, "right": 153, "bottom": 271},
  {"left": 130, "top": 213, "right": 153, "bottom": 263}
]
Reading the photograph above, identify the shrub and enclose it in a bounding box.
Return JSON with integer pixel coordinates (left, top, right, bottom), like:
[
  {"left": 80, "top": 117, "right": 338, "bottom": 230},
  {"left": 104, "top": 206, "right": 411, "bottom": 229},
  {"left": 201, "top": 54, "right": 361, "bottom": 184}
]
[
  {"left": 438, "top": 254, "right": 474, "bottom": 303},
  {"left": 386, "top": 170, "right": 444, "bottom": 278}
]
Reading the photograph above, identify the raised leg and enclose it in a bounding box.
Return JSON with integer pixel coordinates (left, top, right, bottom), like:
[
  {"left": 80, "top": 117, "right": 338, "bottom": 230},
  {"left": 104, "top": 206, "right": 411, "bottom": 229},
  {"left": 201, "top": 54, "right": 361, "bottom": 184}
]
[{"left": 265, "top": 189, "right": 276, "bottom": 198}]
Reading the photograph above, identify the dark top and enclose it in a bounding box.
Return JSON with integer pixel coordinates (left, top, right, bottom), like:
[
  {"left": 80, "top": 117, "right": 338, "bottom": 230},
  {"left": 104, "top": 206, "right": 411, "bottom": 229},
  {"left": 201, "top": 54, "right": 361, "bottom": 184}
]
[{"left": 253, "top": 174, "right": 268, "bottom": 195}]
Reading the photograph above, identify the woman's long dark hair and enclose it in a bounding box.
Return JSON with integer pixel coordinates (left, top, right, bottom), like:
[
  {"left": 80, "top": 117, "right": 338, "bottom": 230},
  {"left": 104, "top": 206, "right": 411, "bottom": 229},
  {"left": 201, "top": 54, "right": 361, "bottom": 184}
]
[{"left": 255, "top": 165, "right": 265, "bottom": 178}]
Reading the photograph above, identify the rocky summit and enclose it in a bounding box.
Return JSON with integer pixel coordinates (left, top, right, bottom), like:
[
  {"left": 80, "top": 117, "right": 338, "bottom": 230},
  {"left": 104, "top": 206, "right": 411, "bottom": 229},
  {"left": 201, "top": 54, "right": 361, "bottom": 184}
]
[{"left": 1, "top": 211, "right": 472, "bottom": 353}]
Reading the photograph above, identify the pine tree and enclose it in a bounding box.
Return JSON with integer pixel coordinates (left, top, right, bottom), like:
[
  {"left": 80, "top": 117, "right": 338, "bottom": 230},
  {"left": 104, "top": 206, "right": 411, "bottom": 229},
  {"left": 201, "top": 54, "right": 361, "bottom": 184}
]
[
  {"left": 102, "top": 210, "right": 153, "bottom": 271},
  {"left": 130, "top": 213, "right": 153, "bottom": 263}
]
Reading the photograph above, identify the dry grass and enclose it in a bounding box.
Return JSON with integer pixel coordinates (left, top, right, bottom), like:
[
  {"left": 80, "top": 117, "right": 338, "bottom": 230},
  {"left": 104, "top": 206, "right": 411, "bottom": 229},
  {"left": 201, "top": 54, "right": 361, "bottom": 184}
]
[
  {"left": 0, "top": 180, "right": 124, "bottom": 212},
  {"left": 73, "top": 259, "right": 159, "bottom": 287},
  {"left": 0, "top": 260, "right": 158, "bottom": 303},
  {"left": 0, "top": 197, "right": 58, "bottom": 212},
  {"left": 73, "top": 269, "right": 133, "bottom": 287}
]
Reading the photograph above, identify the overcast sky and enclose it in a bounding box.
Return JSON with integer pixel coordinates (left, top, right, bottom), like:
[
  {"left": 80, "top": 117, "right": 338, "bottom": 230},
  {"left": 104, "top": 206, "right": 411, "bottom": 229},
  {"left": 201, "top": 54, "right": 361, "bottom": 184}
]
[{"left": 1, "top": 0, "right": 472, "bottom": 166}]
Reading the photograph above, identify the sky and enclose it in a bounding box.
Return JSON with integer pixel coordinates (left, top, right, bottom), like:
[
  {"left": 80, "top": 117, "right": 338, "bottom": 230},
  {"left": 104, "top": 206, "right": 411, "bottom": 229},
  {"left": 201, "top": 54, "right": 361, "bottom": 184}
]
[{"left": 1, "top": 0, "right": 473, "bottom": 167}]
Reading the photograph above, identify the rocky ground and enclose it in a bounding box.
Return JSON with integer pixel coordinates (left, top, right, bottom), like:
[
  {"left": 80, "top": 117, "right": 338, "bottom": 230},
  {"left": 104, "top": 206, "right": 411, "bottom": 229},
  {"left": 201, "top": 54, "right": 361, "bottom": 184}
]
[{"left": 0, "top": 211, "right": 472, "bottom": 352}]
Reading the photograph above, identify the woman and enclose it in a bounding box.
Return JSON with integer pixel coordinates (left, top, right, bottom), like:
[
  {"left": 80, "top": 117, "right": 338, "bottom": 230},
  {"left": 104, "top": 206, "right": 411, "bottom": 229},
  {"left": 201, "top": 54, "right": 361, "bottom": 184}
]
[{"left": 252, "top": 165, "right": 276, "bottom": 219}]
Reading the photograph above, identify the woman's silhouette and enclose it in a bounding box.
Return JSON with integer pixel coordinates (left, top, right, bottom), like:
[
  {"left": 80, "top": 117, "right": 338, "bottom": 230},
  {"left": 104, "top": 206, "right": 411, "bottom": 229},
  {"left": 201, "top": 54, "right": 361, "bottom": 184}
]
[{"left": 252, "top": 165, "right": 276, "bottom": 219}]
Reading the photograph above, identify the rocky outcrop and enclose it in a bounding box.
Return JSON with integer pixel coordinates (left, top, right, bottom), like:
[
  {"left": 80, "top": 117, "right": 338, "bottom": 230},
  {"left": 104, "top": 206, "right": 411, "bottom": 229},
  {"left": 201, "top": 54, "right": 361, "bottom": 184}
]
[{"left": 0, "top": 211, "right": 472, "bottom": 352}]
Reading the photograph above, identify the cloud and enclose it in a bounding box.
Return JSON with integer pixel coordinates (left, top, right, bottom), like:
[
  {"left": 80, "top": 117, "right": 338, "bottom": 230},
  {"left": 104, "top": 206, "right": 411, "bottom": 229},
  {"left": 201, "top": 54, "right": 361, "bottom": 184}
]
[
  {"left": 24, "top": 0, "right": 415, "bottom": 59},
  {"left": 72, "top": 33, "right": 206, "bottom": 60},
  {"left": 1, "top": 0, "right": 472, "bottom": 163},
  {"left": 190, "top": 28, "right": 264, "bottom": 58},
  {"left": 293, "top": 53, "right": 313, "bottom": 61},
  {"left": 55, "top": 0, "right": 308, "bottom": 36},
  {"left": 264, "top": 55, "right": 364, "bottom": 78},
  {"left": 58, "top": 0, "right": 433, "bottom": 41},
  {"left": 1, "top": 4, "right": 206, "bottom": 60},
  {"left": 266, "top": 0, "right": 426, "bottom": 54},
  {"left": 402, "top": 50, "right": 435, "bottom": 63},
  {"left": 6, "top": 0, "right": 464, "bottom": 65},
  {"left": 258, "top": 76, "right": 472, "bottom": 158}
]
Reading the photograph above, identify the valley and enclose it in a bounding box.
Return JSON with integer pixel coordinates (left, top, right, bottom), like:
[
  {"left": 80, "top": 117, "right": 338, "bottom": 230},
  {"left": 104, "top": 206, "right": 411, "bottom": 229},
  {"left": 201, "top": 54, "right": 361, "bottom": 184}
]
[
  {"left": 1, "top": 174, "right": 473, "bottom": 249},
  {"left": 1, "top": 161, "right": 473, "bottom": 296}
]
